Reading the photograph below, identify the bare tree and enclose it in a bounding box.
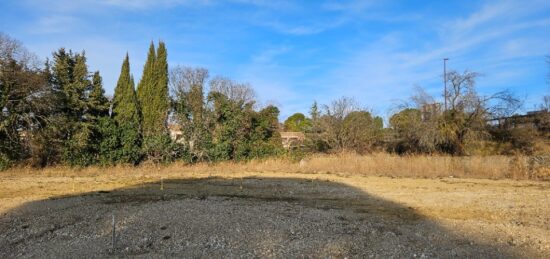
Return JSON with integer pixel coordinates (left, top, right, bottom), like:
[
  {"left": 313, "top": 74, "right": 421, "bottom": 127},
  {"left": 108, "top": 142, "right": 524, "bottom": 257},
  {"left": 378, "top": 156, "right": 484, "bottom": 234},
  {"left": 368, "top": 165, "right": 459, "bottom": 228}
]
[
  {"left": 0, "top": 33, "right": 40, "bottom": 69},
  {"left": 540, "top": 96, "right": 550, "bottom": 111},
  {"left": 445, "top": 70, "right": 480, "bottom": 111},
  {"left": 209, "top": 76, "right": 256, "bottom": 104},
  {"left": 323, "top": 96, "right": 360, "bottom": 120}
]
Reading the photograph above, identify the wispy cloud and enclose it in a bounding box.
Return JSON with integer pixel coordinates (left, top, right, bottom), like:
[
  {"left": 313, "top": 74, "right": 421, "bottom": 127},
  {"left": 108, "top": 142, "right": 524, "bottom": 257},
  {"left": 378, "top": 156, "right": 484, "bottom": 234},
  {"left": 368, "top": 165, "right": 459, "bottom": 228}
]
[
  {"left": 317, "top": 0, "right": 550, "bottom": 115},
  {"left": 3, "top": 0, "right": 549, "bottom": 118},
  {"left": 29, "top": 15, "right": 80, "bottom": 34},
  {"left": 100, "top": 0, "right": 214, "bottom": 9}
]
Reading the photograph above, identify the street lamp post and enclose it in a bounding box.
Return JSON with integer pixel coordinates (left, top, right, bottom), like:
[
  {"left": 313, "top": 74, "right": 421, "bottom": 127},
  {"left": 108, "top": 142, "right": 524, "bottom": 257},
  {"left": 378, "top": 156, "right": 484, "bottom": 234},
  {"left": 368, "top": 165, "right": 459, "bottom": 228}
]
[{"left": 443, "top": 58, "right": 449, "bottom": 111}]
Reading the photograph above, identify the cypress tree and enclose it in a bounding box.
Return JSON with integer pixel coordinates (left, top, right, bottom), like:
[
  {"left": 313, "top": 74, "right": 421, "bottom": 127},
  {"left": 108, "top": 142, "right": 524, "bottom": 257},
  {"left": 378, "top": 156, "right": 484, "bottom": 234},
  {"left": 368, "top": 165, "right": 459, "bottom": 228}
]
[
  {"left": 153, "top": 41, "right": 170, "bottom": 133},
  {"left": 136, "top": 42, "right": 158, "bottom": 136},
  {"left": 113, "top": 54, "right": 140, "bottom": 125},
  {"left": 111, "top": 54, "right": 142, "bottom": 164}
]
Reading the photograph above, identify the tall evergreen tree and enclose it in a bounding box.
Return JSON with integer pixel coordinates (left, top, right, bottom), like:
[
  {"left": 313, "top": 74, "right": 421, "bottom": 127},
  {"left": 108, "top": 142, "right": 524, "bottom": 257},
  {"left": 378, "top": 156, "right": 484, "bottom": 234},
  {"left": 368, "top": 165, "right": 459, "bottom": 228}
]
[
  {"left": 111, "top": 54, "right": 142, "bottom": 164},
  {"left": 50, "top": 50, "right": 100, "bottom": 166},
  {"left": 70, "top": 52, "right": 90, "bottom": 118},
  {"left": 153, "top": 41, "right": 170, "bottom": 133},
  {"left": 136, "top": 42, "right": 158, "bottom": 136},
  {"left": 113, "top": 54, "right": 140, "bottom": 125},
  {"left": 87, "top": 71, "right": 109, "bottom": 119}
]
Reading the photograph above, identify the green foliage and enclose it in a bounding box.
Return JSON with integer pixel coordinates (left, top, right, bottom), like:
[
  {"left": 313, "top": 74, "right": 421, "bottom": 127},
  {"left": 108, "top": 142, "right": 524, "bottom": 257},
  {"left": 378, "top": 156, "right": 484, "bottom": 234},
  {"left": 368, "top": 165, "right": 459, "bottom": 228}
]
[
  {"left": 284, "top": 113, "right": 312, "bottom": 132},
  {"left": 95, "top": 117, "right": 142, "bottom": 166},
  {"left": 88, "top": 71, "right": 110, "bottom": 118},
  {"left": 206, "top": 92, "right": 283, "bottom": 162},
  {"left": 8, "top": 33, "right": 545, "bottom": 170},
  {"left": 48, "top": 49, "right": 115, "bottom": 167},
  {"left": 117, "top": 121, "right": 143, "bottom": 164},
  {"left": 96, "top": 117, "right": 120, "bottom": 165},
  {"left": 112, "top": 54, "right": 142, "bottom": 164},
  {"left": 0, "top": 152, "right": 11, "bottom": 171},
  {"left": 142, "top": 135, "right": 185, "bottom": 164},
  {"left": 249, "top": 105, "right": 284, "bottom": 159},
  {"left": 137, "top": 41, "right": 170, "bottom": 137},
  {"left": 208, "top": 92, "right": 251, "bottom": 161},
  {"left": 171, "top": 67, "right": 210, "bottom": 162},
  {"left": 113, "top": 54, "right": 141, "bottom": 125},
  {"left": 63, "top": 122, "right": 97, "bottom": 166},
  {"left": 342, "top": 111, "right": 383, "bottom": 153}
]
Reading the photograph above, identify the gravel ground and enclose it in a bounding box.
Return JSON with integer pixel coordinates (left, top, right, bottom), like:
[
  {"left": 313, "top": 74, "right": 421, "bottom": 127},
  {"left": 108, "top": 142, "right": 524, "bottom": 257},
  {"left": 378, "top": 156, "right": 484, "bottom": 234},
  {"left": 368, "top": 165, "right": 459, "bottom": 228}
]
[{"left": 0, "top": 174, "right": 548, "bottom": 258}]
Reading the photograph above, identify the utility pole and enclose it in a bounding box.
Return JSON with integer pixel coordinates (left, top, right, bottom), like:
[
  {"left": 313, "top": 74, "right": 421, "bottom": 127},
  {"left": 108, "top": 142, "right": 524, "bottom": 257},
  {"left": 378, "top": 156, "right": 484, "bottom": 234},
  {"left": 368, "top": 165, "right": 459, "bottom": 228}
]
[{"left": 443, "top": 58, "right": 449, "bottom": 111}]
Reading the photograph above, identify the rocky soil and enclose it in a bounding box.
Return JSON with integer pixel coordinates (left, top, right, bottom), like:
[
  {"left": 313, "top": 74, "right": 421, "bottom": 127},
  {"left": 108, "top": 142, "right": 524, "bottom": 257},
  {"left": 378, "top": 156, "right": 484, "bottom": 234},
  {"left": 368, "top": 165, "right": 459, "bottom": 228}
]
[{"left": 0, "top": 172, "right": 548, "bottom": 258}]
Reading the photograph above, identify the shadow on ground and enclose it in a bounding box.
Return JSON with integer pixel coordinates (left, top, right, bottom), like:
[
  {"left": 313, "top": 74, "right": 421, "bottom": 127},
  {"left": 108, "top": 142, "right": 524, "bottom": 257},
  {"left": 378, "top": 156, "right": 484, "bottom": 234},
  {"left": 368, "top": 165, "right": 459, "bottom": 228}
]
[{"left": 0, "top": 176, "right": 523, "bottom": 258}]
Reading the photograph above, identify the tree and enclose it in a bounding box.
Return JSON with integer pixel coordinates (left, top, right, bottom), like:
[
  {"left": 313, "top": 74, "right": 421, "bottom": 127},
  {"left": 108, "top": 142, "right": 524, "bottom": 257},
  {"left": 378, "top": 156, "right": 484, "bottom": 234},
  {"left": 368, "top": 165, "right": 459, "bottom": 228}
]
[
  {"left": 310, "top": 101, "right": 320, "bottom": 122},
  {"left": 209, "top": 76, "right": 256, "bottom": 104},
  {"left": 390, "top": 76, "right": 523, "bottom": 155},
  {"left": 342, "top": 111, "right": 383, "bottom": 153},
  {"left": 112, "top": 54, "right": 142, "bottom": 164},
  {"left": 208, "top": 91, "right": 253, "bottom": 161},
  {"left": 306, "top": 97, "right": 383, "bottom": 153},
  {"left": 389, "top": 108, "right": 441, "bottom": 154},
  {"left": 153, "top": 41, "right": 170, "bottom": 132},
  {"left": 137, "top": 41, "right": 170, "bottom": 137},
  {"left": 170, "top": 66, "right": 210, "bottom": 161},
  {"left": 48, "top": 49, "right": 102, "bottom": 166},
  {"left": 248, "top": 105, "right": 284, "bottom": 158},
  {"left": 317, "top": 96, "right": 360, "bottom": 151},
  {"left": 113, "top": 54, "right": 140, "bottom": 125},
  {"left": 283, "top": 113, "right": 311, "bottom": 132},
  {"left": 0, "top": 34, "right": 103, "bottom": 168},
  {"left": 0, "top": 34, "right": 49, "bottom": 168},
  {"left": 87, "top": 71, "right": 109, "bottom": 119}
]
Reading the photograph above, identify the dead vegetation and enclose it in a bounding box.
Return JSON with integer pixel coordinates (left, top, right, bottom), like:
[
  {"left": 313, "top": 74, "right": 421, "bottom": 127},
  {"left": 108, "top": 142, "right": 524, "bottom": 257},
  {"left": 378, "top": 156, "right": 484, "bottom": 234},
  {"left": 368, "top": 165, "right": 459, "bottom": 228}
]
[{"left": 3, "top": 153, "right": 549, "bottom": 183}]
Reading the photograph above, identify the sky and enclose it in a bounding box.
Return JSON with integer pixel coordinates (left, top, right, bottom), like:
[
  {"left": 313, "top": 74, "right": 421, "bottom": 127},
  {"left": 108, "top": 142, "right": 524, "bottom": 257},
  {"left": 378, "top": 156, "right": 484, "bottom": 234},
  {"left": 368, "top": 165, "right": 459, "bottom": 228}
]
[{"left": 1, "top": 0, "right": 549, "bottom": 119}]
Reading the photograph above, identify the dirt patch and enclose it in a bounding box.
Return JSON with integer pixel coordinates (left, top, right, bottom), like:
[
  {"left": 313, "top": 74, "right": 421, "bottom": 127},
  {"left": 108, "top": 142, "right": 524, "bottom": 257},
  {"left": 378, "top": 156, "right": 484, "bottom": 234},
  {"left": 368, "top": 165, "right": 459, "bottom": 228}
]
[{"left": 0, "top": 172, "right": 549, "bottom": 258}]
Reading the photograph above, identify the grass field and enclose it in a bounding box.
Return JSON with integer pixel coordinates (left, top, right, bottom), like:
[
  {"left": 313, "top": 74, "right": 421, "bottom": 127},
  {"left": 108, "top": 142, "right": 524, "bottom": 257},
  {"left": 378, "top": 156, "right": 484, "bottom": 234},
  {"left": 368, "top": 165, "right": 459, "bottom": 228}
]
[{"left": 1, "top": 155, "right": 549, "bottom": 257}]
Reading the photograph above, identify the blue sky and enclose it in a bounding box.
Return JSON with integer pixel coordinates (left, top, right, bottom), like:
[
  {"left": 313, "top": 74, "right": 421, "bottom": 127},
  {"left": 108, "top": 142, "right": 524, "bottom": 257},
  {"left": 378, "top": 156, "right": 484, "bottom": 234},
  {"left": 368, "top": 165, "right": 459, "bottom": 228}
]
[{"left": 1, "top": 0, "right": 549, "bottom": 119}]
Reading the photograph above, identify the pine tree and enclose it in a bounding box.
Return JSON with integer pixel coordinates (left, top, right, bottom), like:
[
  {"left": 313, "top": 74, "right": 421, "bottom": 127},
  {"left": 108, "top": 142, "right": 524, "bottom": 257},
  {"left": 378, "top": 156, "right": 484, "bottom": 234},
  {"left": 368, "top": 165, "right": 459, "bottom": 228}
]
[
  {"left": 50, "top": 50, "right": 98, "bottom": 166},
  {"left": 71, "top": 52, "right": 90, "bottom": 118},
  {"left": 87, "top": 71, "right": 109, "bottom": 119}
]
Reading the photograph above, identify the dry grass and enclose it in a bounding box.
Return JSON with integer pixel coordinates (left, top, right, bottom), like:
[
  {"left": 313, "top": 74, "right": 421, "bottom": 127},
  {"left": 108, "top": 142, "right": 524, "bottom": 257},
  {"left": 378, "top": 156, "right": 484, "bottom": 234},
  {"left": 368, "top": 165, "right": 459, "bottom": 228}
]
[
  {"left": 3, "top": 152, "right": 545, "bottom": 180},
  {"left": 1, "top": 154, "right": 549, "bottom": 257}
]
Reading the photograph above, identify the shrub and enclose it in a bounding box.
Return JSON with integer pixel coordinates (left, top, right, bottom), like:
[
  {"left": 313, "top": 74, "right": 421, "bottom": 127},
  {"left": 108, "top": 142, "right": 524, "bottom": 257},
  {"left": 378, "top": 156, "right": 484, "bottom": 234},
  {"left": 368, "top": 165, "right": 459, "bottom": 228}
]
[{"left": 142, "top": 134, "right": 185, "bottom": 164}]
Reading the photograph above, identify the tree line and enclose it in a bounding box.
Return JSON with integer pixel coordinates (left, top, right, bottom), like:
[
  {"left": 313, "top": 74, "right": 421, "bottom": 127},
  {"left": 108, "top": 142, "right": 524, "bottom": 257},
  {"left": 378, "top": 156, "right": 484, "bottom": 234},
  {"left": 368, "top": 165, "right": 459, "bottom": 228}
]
[
  {"left": 0, "top": 33, "right": 281, "bottom": 169},
  {"left": 1, "top": 33, "right": 549, "bottom": 170},
  {"left": 284, "top": 72, "right": 549, "bottom": 156}
]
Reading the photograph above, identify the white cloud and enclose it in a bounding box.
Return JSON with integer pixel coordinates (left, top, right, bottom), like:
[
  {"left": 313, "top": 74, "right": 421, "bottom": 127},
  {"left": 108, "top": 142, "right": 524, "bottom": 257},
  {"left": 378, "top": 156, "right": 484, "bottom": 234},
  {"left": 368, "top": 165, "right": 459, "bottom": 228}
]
[
  {"left": 319, "top": 0, "right": 550, "bottom": 114},
  {"left": 100, "top": 0, "right": 213, "bottom": 9},
  {"left": 29, "top": 15, "right": 80, "bottom": 34}
]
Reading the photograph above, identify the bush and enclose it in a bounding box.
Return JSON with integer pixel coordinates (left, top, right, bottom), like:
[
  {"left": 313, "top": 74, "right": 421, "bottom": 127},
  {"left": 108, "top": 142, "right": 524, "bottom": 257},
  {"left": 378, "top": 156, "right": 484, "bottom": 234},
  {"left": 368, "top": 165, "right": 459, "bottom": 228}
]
[
  {"left": 0, "top": 153, "right": 12, "bottom": 171},
  {"left": 97, "top": 117, "right": 142, "bottom": 165},
  {"left": 142, "top": 134, "right": 184, "bottom": 164},
  {"left": 508, "top": 128, "right": 538, "bottom": 155}
]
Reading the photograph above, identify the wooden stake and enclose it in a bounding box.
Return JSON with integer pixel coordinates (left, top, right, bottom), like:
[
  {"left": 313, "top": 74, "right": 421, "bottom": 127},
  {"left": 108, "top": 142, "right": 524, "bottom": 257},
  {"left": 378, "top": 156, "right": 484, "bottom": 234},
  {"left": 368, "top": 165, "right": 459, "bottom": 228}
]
[{"left": 112, "top": 213, "right": 116, "bottom": 252}]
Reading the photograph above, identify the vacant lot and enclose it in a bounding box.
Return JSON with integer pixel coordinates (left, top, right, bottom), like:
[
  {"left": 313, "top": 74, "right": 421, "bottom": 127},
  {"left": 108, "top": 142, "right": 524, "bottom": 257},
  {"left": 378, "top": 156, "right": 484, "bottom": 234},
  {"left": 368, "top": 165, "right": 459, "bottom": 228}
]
[{"left": 0, "top": 165, "right": 549, "bottom": 258}]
